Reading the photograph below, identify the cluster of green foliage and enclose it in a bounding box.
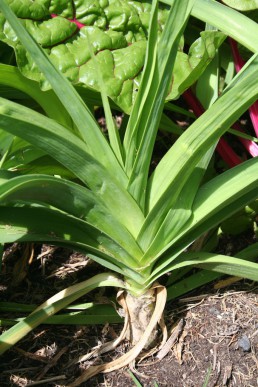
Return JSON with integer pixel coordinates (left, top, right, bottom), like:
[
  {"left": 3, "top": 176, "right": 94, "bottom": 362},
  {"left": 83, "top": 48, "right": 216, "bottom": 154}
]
[{"left": 0, "top": 0, "right": 258, "bottom": 381}]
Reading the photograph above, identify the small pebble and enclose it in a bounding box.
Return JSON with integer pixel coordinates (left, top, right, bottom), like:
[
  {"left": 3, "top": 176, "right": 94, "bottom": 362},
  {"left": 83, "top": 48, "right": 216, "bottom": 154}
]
[
  {"left": 208, "top": 307, "right": 220, "bottom": 316},
  {"left": 238, "top": 334, "right": 251, "bottom": 352}
]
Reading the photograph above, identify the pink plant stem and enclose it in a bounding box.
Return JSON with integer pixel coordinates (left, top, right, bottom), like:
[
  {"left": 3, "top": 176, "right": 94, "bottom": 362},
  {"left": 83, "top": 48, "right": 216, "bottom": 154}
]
[
  {"left": 51, "top": 14, "right": 85, "bottom": 29},
  {"left": 183, "top": 89, "right": 242, "bottom": 167},
  {"left": 229, "top": 38, "right": 258, "bottom": 141},
  {"left": 249, "top": 103, "right": 258, "bottom": 138},
  {"left": 216, "top": 137, "right": 242, "bottom": 167},
  {"left": 229, "top": 38, "right": 245, "bottom": 71},
  {"left": 232, "top": 122, "right": 258, "bottom": 157}
]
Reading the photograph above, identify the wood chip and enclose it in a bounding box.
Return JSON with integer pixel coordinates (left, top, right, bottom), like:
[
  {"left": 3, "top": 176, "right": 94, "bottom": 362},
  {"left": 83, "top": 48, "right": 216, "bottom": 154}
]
[
  {"left": 15, "top": 348, "right": 49, "bottom": 364},
  {"left": 156, "top": 318, "right": 184, "bottom": 360}
]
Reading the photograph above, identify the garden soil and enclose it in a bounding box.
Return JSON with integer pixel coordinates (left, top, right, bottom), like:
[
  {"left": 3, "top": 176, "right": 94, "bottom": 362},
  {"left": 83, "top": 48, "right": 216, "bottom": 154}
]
[{"left": 0, "top": 237, "right": 257, "bottom": 387}]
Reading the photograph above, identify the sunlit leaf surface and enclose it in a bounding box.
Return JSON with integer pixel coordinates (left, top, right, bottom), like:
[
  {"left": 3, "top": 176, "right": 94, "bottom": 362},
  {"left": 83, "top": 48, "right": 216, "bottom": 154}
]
[{"left": 0, "top": 0, "right": 224, "bottom": 113}]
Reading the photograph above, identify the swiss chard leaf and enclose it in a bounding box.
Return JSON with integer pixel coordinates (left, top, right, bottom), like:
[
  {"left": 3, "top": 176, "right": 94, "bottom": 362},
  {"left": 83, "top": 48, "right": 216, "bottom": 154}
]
[
  {"left": 0, "top": 0, "right": 224, "bottom": 113},
  {"left": 221, "top": 0, "right": 258, "bottom": 11}
]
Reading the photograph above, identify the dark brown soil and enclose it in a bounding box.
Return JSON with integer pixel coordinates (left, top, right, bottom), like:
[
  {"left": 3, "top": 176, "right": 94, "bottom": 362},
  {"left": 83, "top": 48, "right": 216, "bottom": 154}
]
[{"left": 0, "top": 244, "right": 257, "bottom": 387}]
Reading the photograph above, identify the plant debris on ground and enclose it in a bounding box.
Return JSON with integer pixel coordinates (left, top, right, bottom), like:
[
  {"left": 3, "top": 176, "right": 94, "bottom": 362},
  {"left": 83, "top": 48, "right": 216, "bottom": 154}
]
[
  {"left": 0, "top": 240, "right": 257, "bottom": 387},
  {"left": 1, "top": 1, "right": 258, "bottom": 385}
]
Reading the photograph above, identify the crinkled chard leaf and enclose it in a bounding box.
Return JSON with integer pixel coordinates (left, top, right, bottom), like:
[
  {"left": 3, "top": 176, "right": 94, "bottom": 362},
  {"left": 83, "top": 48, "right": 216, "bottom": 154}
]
[
  {"left": 0, "top": 0, "right": 225, "bottom": 113},
  {"left": 168, "top": 30, "right": 225, "bottom": 100},
  {"left": 221, "top": 0, "right": 258, "bottom": 11}
]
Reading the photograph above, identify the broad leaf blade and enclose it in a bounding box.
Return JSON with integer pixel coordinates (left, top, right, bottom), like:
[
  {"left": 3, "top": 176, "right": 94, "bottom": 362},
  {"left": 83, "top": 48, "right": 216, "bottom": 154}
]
[
  {"left": 138, "top": 54, "right": 258, "bottom": 250},
  {"left": 174, "top": 253, "right": 258, "bottom": 282},
  {"left": 167, "top": 242, "right": 258, "bottom": 300},
  {"left": 0, "top": 98, "right": 145, "bottom": 237},
  {"left": 85, "top": 30, "right": 124, "bottom": 165},
  {"left": 147, "top": 157, "right": 258, "bottom": 283},
  {"left": 123, "top": 0, "right": 159, "bottom": 173},
  {"left": 0, "top": 273, "right": 125, "bottom": 355},
  {"left": 0, "top": 2, "right": 227, "bottom": 114},
  {"left": 1, "top": 307, "right": 122, "bottom": 326},
  {"left": 4, "top": 156, "right": 76, "bottom": 179},
  {"left": 141, "top": 147, "right": 215, "bottom": 263},
  {"left": 0, "top": 64, "right": 72, "bottom": 127},
  {"left": 2, "top": 137, "right": 46, "bottom": 171},
  {"left": 0, "top": 0, "right": 160, "bottom": 113},
  {"left": 0, "top": 0, "right": 126, "bottom": 181},
  {"left": 125, "top": 0, "right": 194, "bottom": 209},
  {"left": 0, "top": 174, "right": 143, "bottom": 260},
  {"left": 169, "top": 30, "right": 225, "bottom": 100},
  {"left": 0, "top": 206, "right": 146, "bottom": 282}
]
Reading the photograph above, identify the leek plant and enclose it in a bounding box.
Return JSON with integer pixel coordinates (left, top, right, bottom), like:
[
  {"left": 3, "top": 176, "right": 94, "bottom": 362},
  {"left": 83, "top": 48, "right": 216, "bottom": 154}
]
[{"left": 0, "top": 0, "right": 258, "bottom": 384}]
